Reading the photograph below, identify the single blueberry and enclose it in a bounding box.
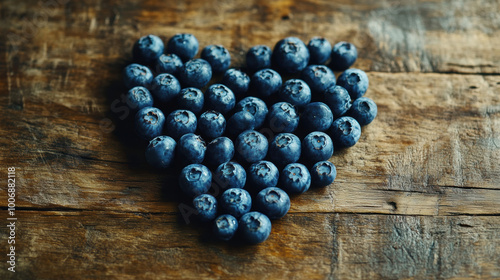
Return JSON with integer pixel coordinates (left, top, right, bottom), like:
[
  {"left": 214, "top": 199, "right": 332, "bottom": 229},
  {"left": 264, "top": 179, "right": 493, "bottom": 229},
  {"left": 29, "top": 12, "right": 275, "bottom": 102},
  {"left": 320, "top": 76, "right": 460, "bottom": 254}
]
[
  {"left": 267, "top": 133, "right": 301, "bottom": 168},
  {"left": 279, "top": 79, "right": 311, "bottom": 107},
  {"left": 225, "top": 111, "right": 255, "bottom": 138},
  {"left": 166, "top": 33, "right": 199, "bottom": 62},
  {"left": 272, "top": 37, "right": 310, "bottom": 74},
  {"left": 193, "top": 194, "right": 217, "bottom": 222},
  {"left": 177, "top": 87, "right": 204, "bottom": 114},
  {"left": 212, "top": 214, "right": 238, "bottom": 241},
  {"left": 151, "top": 73, "right": 181, "bottom": 103},
  {"left": 250, "top": 68, "right": 282, "bottom": 98},
  {"left": 247, "top": 160, "right": 279, "bottom": 192},
  {"left": 330, "top": 41, "right": 358, "bottom": 71},
  {"left": 267, "top": 102, "right": 299, "bottom": 133},
  {"left": 323, "top": 85, "right": 352, "bottom": 118},
  {"left": 201, "top": 44, "right": 231, "bottom": 73},
  {"left": 154, "top": 53, "right": 183, "bottom": 75},
  {"left": 123, "top": 63, "right": 153, "bottom": 89},
  {"left": 235, "top": 97, "right": 269, "bottom": 129},
  {"left": 222, "top": 68, "right": 250, "bottom": 99},
  {"left": 280, "top": 163, "right": 311, "bottom": 194},
  {"left": 145, "top": 135, "right": 176, "bottom": 169},
  {"left": 165, "top": 109, "right": 197, "bottom": 140},
  {"left": 135, "top": 107, "right": 165, "bottom": 140},
  {"left": 179, "top": 163, "right": 212, "bottom": 197},
  {"left": 213, "top": 161, "right": 246, "bottom": 190},
  {"left": 336, "top": 68, "right": 369, "bottom": 100},
  {"left": 301, "top": 131, "right": 334, "bottom": 163},
  {"left": 132, "top": 34, "right": 164, "bottom": 65},
  {"left": 254, "top": 187, "right": 290, "bottom": 219},
  {"left": 330, "top": 116, "right": 361, "bottom": 148},
  {"left": 198, "top": 111, "right": 226, "bottom": 140},
  {"left": 300, "top": 102, "right": 334, "bottom": 132},
  {"left": 125, "top": 86, "right": 154, "bottom": 112},
  {"left": 176, "top": 133, "right": 206, "bottom": 165},
  {"left": 300, "top": 65, "right": 336, "bottom": 95},
  {"left": 238, "top": 211, "right": 272, "bottom": 244},
  {"left": 204, "top": 137, "right": 235, "bottom": 168},
  {"left": 347, "top": 97, "right": 377, "bottom": 126},
  {"left": 307, "top": 37, "right": 332, "bottom": 65},
  {"left": 235, "top": 130, "right": 269, "bottom": 164},
  {"left": 205, "top": 84, "right": 236, "bottom": 114},
  {"left": 246, "top": 45, "right": 272, "bottom": 72},
  {"left": 179, "top": 58, "right": 212, "bottom": 89},
  {"left": 310, "top": 161, "right": 337, "bottom": 187},
  {"left": 219, "top": 188, "right": 252, "bottom": 218}
]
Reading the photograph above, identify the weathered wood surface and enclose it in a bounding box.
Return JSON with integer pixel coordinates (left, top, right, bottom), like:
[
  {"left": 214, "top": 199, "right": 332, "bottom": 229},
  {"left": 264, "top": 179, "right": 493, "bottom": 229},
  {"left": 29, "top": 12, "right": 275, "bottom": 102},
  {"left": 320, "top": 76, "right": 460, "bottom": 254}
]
[{"left": 1, "top": 0, "right": 499, "bottom": 279}]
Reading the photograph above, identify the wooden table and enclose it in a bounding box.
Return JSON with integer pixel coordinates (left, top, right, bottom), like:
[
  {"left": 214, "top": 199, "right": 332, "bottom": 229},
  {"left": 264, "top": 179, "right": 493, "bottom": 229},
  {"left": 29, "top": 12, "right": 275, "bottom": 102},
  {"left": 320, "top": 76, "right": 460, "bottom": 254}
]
[{"left": 1, "top": 0, "right": 499, "bottom": 279}]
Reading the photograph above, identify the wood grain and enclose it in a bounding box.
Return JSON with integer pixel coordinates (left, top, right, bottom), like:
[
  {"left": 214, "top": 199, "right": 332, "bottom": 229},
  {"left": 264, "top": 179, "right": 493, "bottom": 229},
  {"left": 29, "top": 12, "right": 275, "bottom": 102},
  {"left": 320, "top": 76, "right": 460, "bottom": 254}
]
[{"left": 1, "top": 0, "right": 499, "bottom": 279}]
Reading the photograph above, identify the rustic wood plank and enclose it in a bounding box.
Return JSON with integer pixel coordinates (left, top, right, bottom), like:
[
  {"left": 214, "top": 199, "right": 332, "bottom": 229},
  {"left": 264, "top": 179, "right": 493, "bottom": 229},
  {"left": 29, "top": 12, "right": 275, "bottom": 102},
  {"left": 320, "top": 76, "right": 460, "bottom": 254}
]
[
  {"left": 1, "top": 0, "right": 500, "bottom": 75},
  {"left": 1, "top": 211, "right": 499, "bottom": 279},
  {"left": 1, "top": 73, "right": 499, "bottom": 216}
]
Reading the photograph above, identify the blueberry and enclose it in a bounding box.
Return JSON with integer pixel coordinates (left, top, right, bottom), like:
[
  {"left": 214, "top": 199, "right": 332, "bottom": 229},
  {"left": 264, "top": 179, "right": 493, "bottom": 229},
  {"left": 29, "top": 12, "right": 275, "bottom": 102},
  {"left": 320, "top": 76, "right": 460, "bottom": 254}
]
[
  {"left": 165, "top": 109, "right": 197, "bottom": 140},
  {"left": 300, "top": 102, "right": 334, "bottom": 132},
  {"left": 123, "top": 63, "right": 153, "bottom": 89},
  {"left": 278, "top": 79, "right": 311, "bottom": 107},
  {"left": 198, "top": 111, "right": 226, "bottom": 140},
  {"left": 222, "top": 68, "right": 250, "bottom": 99},
  {"left": 272, "top": 37, "right": 310, "bottom": 73},
  {"left": 323, "top": 85, "right": 352, "bottom": 118},
  {"left": 225, "top": 111, "right": 255, "bottom": 138},
  {"left": 179, "top": 59, "right": 212, "bottom": 89},
  {"left": 300, "top": 65, "right": 336, "bottom": 95},
  {"left": 193, "top": 194, "right": 217, "bottom": 222},
  {"left": 219, "top": 188, "right": 252, "bottom": 218},
  {"left": 330, "top": 41, "right": 358, "bottom": 71},
  {"left": 280, "top": 163, "right": 311, "bottom": 194},
  {"left": 154, "top": 53, "right": 183, "bottom": 75},
  {"left": 145, "top": 135, "right": 176, "bottom": 169},
  {"left": 336, "top": 68, "right": 369, "bottom": 100},
  {"left": 246, "top": 45, "right": 272, "bottom": 72},
  {"left": 135, "top": 107, "right": 165, "bottom": 140},
  {"left": 177, "top": 133, "right": 206, "bottom": 165},
  {"left": 151, "top": 73, "right": 181, "bottom": 103},
  {"left": 250, "top": 68, "right": 282, "bottom": 98},
  {"left": 132, "top": 34, "right": 164, "bottom": 65},
  {"left": 235, "top": 130, "right": 268, "bottom": 164},
  {"left": 213, "top": 161, "right": 246, "bottom": 190},
  {"left": 347, "top": 97, "right": 377, "bottom": 126},
  {"left": 254, "top": 187, "right": 290, "bottom": 219},
  {"left": 201, "top": 45, "right": 231, "bottom": 73},
  {"left": 166, "top": 33, "right": 199, "bottom": 62},
  {"left": 301, "top": 131, "right": 334, "bottom": 163},
  {"left": 235, "top": 97, "right": 268, "bottom": 129},
  {"left": 267, "top": 133, "right": 301, "bottom": 168},
  {"left": 177, "top": 87, "right": 204, "bottom": 114},
  {"left": 247, "top": 160, "right": 279, "bottom": 192},
  {"left": 212, "top": 214, "right": 238, "bottom": 241},
  {"left": 267, "top": 102, "right": 299, "bottom": 133},
  {"left": 205, "top": 84, "right": 236, "bottom": 114},
  {"left": 238, "top": 211, "right": 272, "bottom": 244},
  {"left": 310, "top": 160, "right": 336, "bottom": 187},
  {"left": 330, "top": 116, "right": 361, "bottom": 148},
  {"left": 307, "top": 37, "right": 332, "bottom": 65},
  {"left": 179, "top": 164, "right": 212, "bottom": 197},
  {"left": 205, "top": 137, "right": 235, "bottom": 167},
  {"left": 125, "top": 86, "right": 154, "bottom": 112}
]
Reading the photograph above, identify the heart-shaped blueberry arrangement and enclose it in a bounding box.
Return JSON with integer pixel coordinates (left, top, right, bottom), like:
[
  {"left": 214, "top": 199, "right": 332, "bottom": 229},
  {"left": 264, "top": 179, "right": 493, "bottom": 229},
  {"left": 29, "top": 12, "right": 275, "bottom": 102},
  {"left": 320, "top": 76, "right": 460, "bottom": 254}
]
[{"left": 121, "top": 34, "right": 377, "bottom": 244}]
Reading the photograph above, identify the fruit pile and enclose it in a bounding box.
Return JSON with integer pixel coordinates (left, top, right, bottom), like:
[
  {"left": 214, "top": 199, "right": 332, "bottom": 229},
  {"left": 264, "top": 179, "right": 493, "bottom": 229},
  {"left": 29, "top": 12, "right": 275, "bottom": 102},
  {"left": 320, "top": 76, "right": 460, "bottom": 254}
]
[{"left": 122, "top": 34, "right": 377, "bottom": 244}]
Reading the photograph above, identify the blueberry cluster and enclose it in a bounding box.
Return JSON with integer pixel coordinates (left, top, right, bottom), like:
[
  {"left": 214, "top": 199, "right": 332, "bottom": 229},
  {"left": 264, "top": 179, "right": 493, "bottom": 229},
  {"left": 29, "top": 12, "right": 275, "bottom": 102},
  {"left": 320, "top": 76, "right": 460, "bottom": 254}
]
[{"left": 122, "top": 34, "right": 377, "bottom": 244}]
